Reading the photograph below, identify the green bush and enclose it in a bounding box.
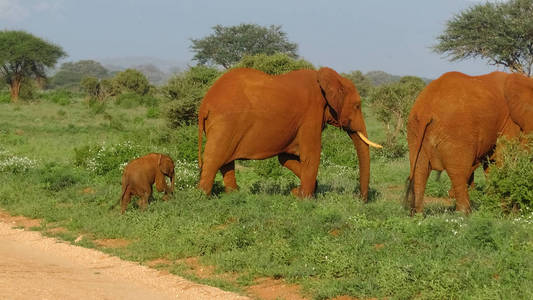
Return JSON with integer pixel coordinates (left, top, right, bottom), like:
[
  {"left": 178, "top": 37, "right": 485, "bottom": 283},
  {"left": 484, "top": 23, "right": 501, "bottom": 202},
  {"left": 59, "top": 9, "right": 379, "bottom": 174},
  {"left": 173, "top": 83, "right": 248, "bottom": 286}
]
[
  {"left": 163, "top": 66, "right": 221, "bottom": 127},
  {"left": 146, "top": 106, "right": 160, "bottom": 118},
  {"left": 81, "top": 76, "right": 100, "bottom": 99},
  {"left": 112, "top": 69, "right": 151, "bottom": 96},
  {"left": 115, "top": 92, "right": 159, "bottom": 109},
  {"left": 0, "top": 90, "right": 10, "bottom": 103},
  {"left": 233, "top": 53, "right": 314, "bottom": 75},
  {"left": 480, "top": 135, "right": 533, "bottom": 213},
  {"left": 74, "top": 141, "right": 142, "bottom": 176},
  {"left": 368, "top": 76, "right": 426, "bottom": 159},
  {"left": 372, "top": 142, "right": 408, "bottom": 160},
  {"left": 19, "top": 79, "right": 38, "bottom": 101},
  {"left": 39, "top": 162, "right": 82, "bottom": 192},
  {"left": 88, "top": 100, "right": 106, "bottom": 115},
  {"left": 40, "top": 89, "right": 75, "bottom": 105}
]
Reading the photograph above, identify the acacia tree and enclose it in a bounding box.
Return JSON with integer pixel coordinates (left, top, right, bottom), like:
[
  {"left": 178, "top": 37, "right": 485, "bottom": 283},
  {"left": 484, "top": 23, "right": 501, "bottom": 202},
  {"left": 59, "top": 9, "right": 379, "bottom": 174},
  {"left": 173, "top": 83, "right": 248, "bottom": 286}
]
[
  {"left": 0, "top": 31, "right": 66, "bottom": 102},
  {"left": 435, "top": 0, "right": 533, "bottom": 76},
  {"left": 191, "top": 24, "right": 298, "bottom": 69}
]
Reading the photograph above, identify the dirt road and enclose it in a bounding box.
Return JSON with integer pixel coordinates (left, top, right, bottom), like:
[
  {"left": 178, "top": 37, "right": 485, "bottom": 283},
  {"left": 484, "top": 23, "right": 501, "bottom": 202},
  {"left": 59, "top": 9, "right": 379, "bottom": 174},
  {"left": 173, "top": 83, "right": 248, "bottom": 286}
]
[{"left": 0, "top": 218, "right": 249, "bottom": 300}]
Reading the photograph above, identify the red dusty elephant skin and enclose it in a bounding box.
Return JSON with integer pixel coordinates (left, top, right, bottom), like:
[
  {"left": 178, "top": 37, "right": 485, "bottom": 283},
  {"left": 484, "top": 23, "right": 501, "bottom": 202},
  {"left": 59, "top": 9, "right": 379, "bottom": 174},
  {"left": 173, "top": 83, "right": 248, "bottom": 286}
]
[
  {"left": 197, "top": 67, "right": 382, "bottom": 200},
  {"left": 406, "top": 71, "right": 533, "bottom": 214},
  {"left": 120, "top": 153, "right": 175, "bottom": 214}
]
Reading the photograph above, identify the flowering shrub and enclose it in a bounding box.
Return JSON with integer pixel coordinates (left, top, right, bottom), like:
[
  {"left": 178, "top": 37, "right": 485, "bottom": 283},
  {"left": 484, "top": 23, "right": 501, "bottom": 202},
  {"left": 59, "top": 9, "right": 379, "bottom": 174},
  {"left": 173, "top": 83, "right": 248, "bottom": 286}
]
[
  {"left": 0, "top": 149, "right": 37, "bottom": 174},
  {"left": 173, "top": 159, "right": 198, "bottom": 190},
  {"left": 74, "top": 141, "right": 142, "bottom": 175}
]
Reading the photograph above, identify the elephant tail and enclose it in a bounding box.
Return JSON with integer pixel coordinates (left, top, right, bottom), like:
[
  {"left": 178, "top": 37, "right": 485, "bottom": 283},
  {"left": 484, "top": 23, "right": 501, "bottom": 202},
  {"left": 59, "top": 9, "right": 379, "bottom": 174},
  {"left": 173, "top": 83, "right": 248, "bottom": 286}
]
[
  {"left": 404, "top": 116, "right": 433, "bottom": 211},
  {"left": 110, "top": 184, "right": 128, "bottom": 211},
  {"left": 198, "top": 108, "right": 207, "bottom": 171}
]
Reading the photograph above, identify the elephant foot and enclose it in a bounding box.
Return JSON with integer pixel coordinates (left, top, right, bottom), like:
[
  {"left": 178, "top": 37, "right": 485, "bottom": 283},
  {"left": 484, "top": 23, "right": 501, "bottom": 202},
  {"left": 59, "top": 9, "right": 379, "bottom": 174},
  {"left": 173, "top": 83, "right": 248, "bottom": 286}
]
[
  {"left": 455, "top": 203, "right": 471, "bottom": 215},
  {"left": 448, "top": 188, "right": 455, "bottom": 198},
  {"left": 224, "top": 185, "right": 239, "bottom": 193},
  {"left": 290, "top": 186, "right": 314, "bottom": 198}
]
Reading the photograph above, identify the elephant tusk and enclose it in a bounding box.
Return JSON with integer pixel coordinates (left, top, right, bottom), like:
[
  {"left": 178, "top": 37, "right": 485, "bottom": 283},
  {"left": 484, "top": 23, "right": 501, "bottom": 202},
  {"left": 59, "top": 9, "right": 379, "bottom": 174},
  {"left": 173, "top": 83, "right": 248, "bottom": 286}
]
[{"left": 357, "top": 131, "right": 383, "bottom": 148}]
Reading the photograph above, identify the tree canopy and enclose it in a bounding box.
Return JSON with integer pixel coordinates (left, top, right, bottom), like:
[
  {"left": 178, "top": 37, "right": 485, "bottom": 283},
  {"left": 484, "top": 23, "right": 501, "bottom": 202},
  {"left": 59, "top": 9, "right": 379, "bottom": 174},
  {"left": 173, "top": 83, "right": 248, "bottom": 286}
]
[
  {"left": 434, "top": 0, "right": 533, "bottom": 76},
  {"left": 234, "top": 53, "right": 314, "bottom": 75},
  {"left": 191, "top": 24, "right": 298, "bottom": 69},
  {"left": 49, "top": 60, "right": 108, "bottom": 89},
  {"left": 0, "top": 30, "right": 66, "bottom": 101}
]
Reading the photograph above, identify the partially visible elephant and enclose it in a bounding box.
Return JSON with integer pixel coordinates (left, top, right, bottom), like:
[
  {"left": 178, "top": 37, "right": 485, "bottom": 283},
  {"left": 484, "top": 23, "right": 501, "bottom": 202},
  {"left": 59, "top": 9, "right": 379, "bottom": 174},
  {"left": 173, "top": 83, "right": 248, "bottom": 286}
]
[
  {"left": 120, "top": 153, "right": 175, "bottom": 214},
  {"left": 197, "top": 67, "right": 382, "bottom": 200},
  {"left": 406, "top": 71, "right": 533, "bottom": 214}
]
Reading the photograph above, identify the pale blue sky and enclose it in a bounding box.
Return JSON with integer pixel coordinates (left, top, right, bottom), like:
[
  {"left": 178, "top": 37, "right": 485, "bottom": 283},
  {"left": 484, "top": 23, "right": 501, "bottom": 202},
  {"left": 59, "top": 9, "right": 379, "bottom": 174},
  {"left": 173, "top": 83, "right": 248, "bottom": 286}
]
[{"left": 1, "top": 0, "right": 499, "bottom": 78}]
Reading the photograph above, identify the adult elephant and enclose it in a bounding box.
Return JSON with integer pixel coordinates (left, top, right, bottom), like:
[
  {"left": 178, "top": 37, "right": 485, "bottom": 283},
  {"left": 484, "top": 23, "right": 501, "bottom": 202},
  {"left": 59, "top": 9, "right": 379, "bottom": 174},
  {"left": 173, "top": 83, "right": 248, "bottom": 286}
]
[
  {"left": 406, "top": 71, "right": 533, "bottom": 214},
  {"left": 197, "top": 67, "right": 382, "bottom": 200}
]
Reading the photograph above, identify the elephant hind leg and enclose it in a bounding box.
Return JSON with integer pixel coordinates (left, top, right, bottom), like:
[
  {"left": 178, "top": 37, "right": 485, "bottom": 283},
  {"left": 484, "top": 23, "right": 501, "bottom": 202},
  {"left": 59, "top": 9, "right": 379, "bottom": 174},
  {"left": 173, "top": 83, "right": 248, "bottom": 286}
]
[
  {"left": 120, "top": 186, "right": 132, "bottom": 214},
  {"left": 447, "top": 169, "right": 472, "bottom": 214},
  {"left": 198, "top": 131, "right": 236, "bottom": 195},
  {"left": 442, "top": 150, "right": 475, "bottom": 214},
  {"left": 220, "top": 161, "right": 239, "bottom": 193},
  {"left": 412, "top": 150, "right": 431, "bottom": 215}
]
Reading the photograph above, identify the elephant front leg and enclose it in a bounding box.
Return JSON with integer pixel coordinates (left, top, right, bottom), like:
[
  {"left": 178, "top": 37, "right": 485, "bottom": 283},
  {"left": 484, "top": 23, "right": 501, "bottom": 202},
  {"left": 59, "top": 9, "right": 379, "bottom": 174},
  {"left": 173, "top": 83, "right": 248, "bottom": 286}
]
[
  {"left": 293, "top": 144, "right": 321, "bottom": 198},
  {"left": 278, "top": 153, "right": 319, "bottom": 195},
  {"left": 220, "top": 161, "right": 239, "bottom": 193},
  {"left": 155, "top": 174, "right": 171, "bottom": 201},
  {"left": 139, "top": 190, "right": 151, "bottom": 211}
]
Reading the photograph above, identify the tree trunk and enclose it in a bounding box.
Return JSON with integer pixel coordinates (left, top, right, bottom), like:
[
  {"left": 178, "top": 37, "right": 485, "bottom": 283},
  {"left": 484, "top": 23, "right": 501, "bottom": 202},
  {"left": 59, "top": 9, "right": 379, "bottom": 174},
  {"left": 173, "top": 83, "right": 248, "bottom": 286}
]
[{"left": 10, "top": 79, "right": 21, "bottom": 103}]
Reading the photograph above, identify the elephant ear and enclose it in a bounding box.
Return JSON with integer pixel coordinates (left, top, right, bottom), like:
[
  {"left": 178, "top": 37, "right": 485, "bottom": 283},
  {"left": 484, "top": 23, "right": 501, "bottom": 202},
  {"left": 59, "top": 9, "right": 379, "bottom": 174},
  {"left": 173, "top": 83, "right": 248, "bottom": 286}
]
[
  {"left": 158, "top": 154, "right": 175, "bottom": 176},
  {"left": 317, "top": 67, "right": 345, "bottom": 122},
  {"left": 504, "top": 73, "right": 533, "bottom": 132}
]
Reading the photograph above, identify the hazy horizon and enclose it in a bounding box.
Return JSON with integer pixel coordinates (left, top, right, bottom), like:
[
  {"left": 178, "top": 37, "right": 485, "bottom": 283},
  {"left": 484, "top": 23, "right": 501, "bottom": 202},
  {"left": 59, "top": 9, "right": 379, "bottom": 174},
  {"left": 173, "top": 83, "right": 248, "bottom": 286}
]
[{"left": 1, "top": 0, "right": 500, "bottom": 78}]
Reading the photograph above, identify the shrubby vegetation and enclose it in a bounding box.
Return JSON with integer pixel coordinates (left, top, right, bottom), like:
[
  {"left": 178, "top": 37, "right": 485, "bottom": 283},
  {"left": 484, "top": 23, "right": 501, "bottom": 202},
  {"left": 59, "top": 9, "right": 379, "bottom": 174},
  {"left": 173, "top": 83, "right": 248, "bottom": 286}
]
[
  {"left": 0, "top": 148, "right": 37, "bottom": 174},
  {"left": 49, "top": 60, "right": 109, "bottom": 89},
  {"left": 80, "top": 69, "right": 154, "bottom": 108},
  {"left": 74, "top": 141, "right": 142, "bottom": 176},
  {"left": 479, "top": 135, "right": 533, "bottom": 213},
  {"left": 112, "top": 68, "right": 151, "bottom": 96},
  {"left": 163, "top": 65, "right": 221, "bottom": 127},
  {"left": 368, "top": 76, "right": 426, "bottom": 159},
  {"left": 234, "top": 53, "right": 314, "bottom": 75}
]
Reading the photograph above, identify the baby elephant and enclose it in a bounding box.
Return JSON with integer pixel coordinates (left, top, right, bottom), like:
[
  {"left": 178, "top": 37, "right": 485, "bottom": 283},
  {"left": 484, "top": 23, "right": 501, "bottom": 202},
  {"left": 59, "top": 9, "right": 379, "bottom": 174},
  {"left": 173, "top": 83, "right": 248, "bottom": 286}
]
[{"left": 120, "top": 153, "right": 175, "bottom": 214}]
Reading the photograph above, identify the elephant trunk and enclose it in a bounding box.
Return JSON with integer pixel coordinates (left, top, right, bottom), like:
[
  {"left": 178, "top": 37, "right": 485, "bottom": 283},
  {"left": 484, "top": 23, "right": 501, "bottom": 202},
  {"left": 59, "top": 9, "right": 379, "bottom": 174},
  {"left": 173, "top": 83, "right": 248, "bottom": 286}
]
[{"left": 350, "top": 128, "right": 371, "bottom": 202}]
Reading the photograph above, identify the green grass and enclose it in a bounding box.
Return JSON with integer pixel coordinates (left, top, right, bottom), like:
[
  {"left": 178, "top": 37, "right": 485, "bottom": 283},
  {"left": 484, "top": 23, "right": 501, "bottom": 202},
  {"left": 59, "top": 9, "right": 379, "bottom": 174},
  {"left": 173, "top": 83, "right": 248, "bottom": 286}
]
[{"left": 0, "top": 98, "right": 532, "bottom": 299}]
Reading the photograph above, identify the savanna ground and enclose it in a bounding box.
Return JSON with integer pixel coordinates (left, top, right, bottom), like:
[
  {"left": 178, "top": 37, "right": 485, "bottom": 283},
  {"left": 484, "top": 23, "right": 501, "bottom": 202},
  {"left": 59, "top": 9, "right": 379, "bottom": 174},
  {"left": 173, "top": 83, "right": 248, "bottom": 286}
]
[{"left": 0, "top": 91, "right": 532, "bottom": 299}]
